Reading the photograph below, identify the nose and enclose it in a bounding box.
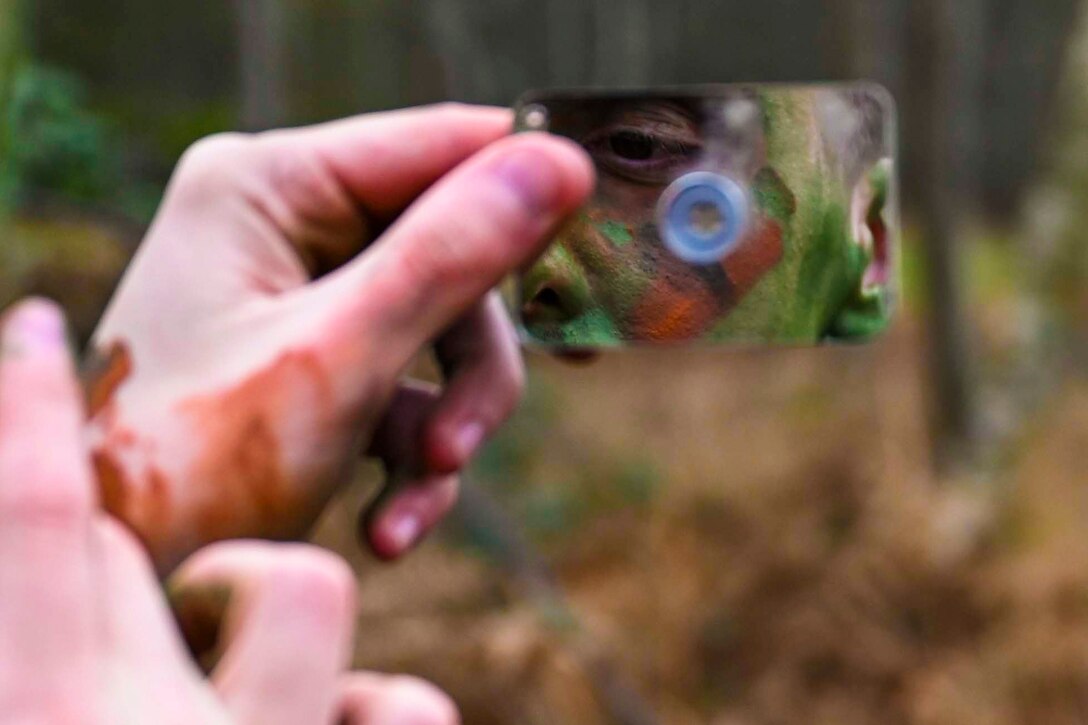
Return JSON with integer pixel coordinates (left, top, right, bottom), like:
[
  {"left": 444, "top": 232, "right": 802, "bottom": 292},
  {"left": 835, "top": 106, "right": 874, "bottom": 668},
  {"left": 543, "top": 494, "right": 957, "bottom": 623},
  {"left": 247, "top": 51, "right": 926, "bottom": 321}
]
[{"left": 519, "top": 250, "right": 592, "bottom": 327}]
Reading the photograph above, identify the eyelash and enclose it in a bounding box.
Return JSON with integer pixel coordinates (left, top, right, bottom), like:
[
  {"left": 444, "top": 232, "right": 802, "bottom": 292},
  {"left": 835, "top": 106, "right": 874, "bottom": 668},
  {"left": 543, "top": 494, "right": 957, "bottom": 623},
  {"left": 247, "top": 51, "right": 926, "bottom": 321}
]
[{"left": 584, "top": 126, "right": 702, "bottom": 183}]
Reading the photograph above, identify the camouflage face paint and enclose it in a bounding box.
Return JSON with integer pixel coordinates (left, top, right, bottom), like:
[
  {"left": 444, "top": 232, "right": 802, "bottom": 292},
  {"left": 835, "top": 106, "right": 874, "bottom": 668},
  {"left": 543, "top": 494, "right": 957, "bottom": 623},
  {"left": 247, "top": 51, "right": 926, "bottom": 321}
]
[
  {"left": 513, "top": 84, "right": 897, "bottom": 347},
  {"left": 598, "top": 219, "right": 633, "bottom": 247}
]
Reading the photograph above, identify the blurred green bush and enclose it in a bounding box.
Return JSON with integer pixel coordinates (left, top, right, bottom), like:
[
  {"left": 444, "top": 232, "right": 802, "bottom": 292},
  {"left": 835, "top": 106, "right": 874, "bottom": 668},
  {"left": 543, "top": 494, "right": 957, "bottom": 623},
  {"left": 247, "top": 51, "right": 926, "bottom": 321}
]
[{"left": 3, "top": 64, "right": 118, "bottom": 205}]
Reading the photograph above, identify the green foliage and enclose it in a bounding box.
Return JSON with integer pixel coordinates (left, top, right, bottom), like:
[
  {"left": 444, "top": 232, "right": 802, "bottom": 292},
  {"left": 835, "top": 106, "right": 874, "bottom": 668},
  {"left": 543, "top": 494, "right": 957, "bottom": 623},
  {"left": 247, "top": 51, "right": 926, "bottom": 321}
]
[
  {"left": 3, "top": 64, "right": 119, "bottom": 203},
  {"left": 609, "top": 460, "right": 660, "bottom": 508},
  {"left": 0, "top": 0, "right": 24, "bottom": 220},
  {"left": 154, "top": 103, "right": 236, "bottom": 164}
]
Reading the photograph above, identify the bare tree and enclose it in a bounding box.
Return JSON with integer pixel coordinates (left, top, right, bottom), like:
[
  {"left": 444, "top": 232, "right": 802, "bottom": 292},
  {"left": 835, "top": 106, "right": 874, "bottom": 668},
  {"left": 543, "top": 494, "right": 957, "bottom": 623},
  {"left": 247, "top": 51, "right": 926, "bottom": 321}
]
[
  {"left": 590, "top": 0, "right": 651, "bottom": 87},
  {"left": 917, "top": 0, "right": 987, "bottom": 471},
  {"left": 546, "top": 0, "right": 591, "bottom": 87},
  {"left": 648, "top": 0, "right": 683, "bottom": 84},
  {"left": 841, "top": 0, "right": 907, "bottom": 93},
  {"left": 234, "top": 0, "right": 287, "bottom": 131}
]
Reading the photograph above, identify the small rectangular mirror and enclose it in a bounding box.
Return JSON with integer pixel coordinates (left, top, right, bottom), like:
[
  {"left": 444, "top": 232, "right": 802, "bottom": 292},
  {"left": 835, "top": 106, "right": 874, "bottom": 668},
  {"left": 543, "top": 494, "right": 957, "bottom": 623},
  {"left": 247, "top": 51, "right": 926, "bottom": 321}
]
[{"left": 510, "top": 83, "right": 898, "bottom": 349}]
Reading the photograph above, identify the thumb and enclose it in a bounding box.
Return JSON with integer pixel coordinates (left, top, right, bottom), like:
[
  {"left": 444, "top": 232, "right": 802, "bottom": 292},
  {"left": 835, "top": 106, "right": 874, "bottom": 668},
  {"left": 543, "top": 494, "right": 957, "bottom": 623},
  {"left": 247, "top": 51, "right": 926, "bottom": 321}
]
[{"left": 304, "top": 132, "right": 594, "bottom": 373}]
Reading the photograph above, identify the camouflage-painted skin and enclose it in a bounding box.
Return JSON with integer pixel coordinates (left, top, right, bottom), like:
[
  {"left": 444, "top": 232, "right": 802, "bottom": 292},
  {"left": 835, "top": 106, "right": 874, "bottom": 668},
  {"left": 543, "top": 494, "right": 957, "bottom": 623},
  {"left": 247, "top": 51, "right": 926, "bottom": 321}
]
[{"left": 516, "top": 86, "right": 895, "bottom": 347}]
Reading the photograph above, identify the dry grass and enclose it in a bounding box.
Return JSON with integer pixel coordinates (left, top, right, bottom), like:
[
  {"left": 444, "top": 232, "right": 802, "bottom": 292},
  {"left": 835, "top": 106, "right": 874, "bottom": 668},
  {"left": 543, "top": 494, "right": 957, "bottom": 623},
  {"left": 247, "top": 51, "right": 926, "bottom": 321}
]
[{"left": 312, "top": 317, "right": 1088, "bottom": 725}]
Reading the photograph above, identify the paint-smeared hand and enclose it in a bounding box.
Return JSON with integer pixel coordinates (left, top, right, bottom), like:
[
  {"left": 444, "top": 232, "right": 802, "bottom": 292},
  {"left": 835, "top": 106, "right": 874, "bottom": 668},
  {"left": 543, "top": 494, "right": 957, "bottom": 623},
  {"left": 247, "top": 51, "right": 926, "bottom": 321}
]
[
  {"left": 85, "top": 104, "right": 595, "bottom": 573},
  {"left": 0, "top": 299, "right": 460, "bottom": 725}
]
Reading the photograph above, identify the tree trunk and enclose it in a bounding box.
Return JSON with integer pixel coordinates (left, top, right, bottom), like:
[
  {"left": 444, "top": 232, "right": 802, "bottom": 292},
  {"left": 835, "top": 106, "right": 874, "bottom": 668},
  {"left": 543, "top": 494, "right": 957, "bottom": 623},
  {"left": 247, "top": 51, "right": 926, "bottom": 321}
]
[
  {"left": 590, "top": 0, "right": 650, "bottom": 86},
  {"left": 235, "top": 0, "right": 287, "bottom": 131},
  {"left": 0, "top": 0, "right": 24, "bottom": 217},
  {"left": 546, "top": 0, "right": 591, "bottom": 87},
  {"left": 917, "top": 0, "right": 986, "bottom": 471},
  {"left": 842, "top": 0, "right": 908, "bottom": 93},
  {"left": 424, "top": 0, "right": 500, "bottom": 101}
]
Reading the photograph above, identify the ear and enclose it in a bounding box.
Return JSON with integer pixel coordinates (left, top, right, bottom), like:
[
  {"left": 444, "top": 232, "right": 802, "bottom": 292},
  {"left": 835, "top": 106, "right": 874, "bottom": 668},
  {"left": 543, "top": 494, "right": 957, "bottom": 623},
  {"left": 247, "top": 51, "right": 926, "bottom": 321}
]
[{"left": 826, "top": 159, "right": 894, "bottom": 341}]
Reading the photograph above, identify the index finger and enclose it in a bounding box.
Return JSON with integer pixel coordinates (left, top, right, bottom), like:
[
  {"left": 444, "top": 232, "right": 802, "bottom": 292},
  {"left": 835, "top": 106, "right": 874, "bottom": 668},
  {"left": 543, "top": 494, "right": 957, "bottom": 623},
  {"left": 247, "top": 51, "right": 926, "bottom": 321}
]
[
  {"left": 0, "top": 299, "right": 98, "bottom": 701},
  {"left": 262, "top": 103, "right": 514, "bottom": 221}
]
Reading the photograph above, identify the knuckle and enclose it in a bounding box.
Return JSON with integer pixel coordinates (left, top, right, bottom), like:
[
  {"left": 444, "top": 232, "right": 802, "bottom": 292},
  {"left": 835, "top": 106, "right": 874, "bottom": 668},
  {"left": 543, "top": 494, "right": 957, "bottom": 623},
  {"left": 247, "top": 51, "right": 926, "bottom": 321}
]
[
  {"left": 257, "top": 144, "right": 359, "bottom": 238},
  {"left": 401, "top": 212, "right": 513, "bottom": 290},
  {"left": 418, "top": 102, "right": 508, "bottom": 173},
  {"left": 419, "top": 477, "right": 459, "bottom": 518},
  {"left": 263, "top": 545, "right": 357, "bottom": 619},
  {"left": 429, "top": 101, "right": 474, "bottom": 121},
  {"left": 0, "top": 364, "right": 73, "bottom": 418},
  {"left": 174, "top": 132, "right": 256, "bottom": 188},
  {"left": 267, "top": 149, "right": 335, "bottom": 210},
  {"left": 386, "top": 676, "right": 460, "bottom": 725}
]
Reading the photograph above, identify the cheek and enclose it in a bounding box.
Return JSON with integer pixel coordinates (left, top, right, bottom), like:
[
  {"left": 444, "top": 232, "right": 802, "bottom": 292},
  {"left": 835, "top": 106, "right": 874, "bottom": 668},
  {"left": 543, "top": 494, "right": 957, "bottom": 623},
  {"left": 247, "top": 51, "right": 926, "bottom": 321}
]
[
  {"left": 552, "top": 176, "right": 788, "bottom": 342},
  {"left": 723, "top": 218, "right": 786, "bottom": 294},
  {"left": 558, "top": 202, "right": 657, "bottom": 305},
  {"left": 628, "top": 276, "right": 721, "bottom": 342},
  {"left": 596, "top": 176, "right": 665, "bottom": 220}
]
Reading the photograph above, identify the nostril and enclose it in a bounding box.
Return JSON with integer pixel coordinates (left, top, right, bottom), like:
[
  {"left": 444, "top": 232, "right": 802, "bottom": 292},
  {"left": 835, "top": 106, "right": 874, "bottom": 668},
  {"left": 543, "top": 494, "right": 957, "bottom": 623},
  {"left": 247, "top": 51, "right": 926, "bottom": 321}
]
[
  {"left": 520, "top": 251, "right": 592, "bottom": 328},
  {"left": 533, "top": 286, "right": 563, "bottom": 310},
  {"left": 521, "top": 279, "right": 581, "bottom": 325}
]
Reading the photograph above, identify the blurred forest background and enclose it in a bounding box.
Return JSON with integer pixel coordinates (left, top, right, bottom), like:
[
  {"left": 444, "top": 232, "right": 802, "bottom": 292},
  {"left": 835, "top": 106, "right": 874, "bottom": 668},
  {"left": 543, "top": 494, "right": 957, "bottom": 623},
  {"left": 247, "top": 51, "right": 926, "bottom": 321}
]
[{"left": 3, "top": 1, "right": 1088, "bottom": 723}]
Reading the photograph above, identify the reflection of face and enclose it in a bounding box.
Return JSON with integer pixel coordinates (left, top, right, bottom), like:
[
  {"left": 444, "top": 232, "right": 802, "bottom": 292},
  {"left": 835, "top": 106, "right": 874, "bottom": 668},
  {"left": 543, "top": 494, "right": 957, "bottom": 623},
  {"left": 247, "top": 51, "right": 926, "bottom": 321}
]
[{"left": 519, "top": 88, "right": 892, "bottom": 346}]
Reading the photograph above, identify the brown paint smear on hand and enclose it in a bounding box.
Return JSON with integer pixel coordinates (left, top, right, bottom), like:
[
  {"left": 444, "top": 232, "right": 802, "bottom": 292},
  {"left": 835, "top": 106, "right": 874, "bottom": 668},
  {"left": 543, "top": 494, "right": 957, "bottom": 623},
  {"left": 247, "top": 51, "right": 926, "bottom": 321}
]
[
  {"left": 85, "top": 341, "right": 140, "bottom": 521},
  {"left": 86, "top": 341, "right": 339, "bottom": 571},
  {"left": 83, "top": 342, "right": 133, "bottom": 418},
  {"left": 177, "top": 350, "right": 336, "bottom": 548}
]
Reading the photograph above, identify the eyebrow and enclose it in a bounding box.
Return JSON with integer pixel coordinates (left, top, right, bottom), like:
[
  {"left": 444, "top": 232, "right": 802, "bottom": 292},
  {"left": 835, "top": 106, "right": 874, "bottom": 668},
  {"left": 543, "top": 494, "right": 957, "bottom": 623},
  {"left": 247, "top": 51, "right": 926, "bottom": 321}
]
[{"left": 602, "top": 100, "right": 699, "bottom": 128}]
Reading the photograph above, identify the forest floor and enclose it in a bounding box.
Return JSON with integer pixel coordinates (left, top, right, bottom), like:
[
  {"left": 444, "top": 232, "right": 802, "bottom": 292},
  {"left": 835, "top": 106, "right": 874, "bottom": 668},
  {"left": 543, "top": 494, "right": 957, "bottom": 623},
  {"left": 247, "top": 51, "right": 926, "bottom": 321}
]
[
  {"left": 314, "top": 312, "right": 1088, "bottom": 725},
  {"left": 5, "top": 215, "right": 1088, "bottom": 725}
]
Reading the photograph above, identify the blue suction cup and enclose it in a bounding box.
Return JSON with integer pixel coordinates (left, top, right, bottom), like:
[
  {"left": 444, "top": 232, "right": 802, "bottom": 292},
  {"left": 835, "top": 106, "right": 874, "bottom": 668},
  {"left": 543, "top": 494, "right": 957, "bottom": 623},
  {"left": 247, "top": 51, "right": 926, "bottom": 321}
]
[{"left": 657, "top": 172, "right": 750, "bottom": 265}]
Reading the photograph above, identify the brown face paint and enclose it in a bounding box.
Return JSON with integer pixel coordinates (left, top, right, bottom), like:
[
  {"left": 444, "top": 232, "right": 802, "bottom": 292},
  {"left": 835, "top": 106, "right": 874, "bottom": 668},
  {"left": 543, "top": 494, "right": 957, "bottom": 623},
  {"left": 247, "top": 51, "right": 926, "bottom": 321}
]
[
  {"left": 723, "top": 218, "right": 786, "bottom": 295},
  {"left": 629, "top": 279, "right": 720, "bottom": 342}
]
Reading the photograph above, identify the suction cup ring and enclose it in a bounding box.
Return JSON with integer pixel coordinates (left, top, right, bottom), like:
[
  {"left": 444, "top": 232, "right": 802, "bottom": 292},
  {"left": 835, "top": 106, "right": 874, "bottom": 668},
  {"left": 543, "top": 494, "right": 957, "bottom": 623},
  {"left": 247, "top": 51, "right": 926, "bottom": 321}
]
[{"left": 657, "top": 172, "right": 750, "bottom": 265}]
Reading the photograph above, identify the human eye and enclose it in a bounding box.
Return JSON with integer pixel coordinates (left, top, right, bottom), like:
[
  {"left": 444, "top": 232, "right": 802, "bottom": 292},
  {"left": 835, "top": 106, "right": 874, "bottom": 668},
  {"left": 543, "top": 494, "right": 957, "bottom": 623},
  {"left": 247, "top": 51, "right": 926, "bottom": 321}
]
[{"left": 583, "top": 113, "right": 702, "bottom": 184}]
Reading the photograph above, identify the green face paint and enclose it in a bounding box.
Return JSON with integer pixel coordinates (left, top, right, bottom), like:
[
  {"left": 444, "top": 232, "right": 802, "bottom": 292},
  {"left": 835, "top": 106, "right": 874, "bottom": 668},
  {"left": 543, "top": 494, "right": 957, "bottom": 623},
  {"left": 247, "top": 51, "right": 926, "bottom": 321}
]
[
  {"left": 512, "top": 84, "right": 898, "bottom": 348},
  {"left": 598, "top": 220, "right": 633, "bottom": 247}
]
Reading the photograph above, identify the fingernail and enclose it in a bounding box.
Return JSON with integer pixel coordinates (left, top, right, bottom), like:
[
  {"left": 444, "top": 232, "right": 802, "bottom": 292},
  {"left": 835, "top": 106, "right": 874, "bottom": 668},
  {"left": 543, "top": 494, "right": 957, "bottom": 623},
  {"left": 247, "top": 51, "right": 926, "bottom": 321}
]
[
  {"left": 2, "top": 300, "right": 65, "bottom": 355},
  {"left": 455, "top": 421, "right": 486, "bottom": 463},
  {"left": 388, "top": 512, "right": 422, "bottom": 552},
  {"left": 491, "top": 147, "right": 561, "bottom": 213}
]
